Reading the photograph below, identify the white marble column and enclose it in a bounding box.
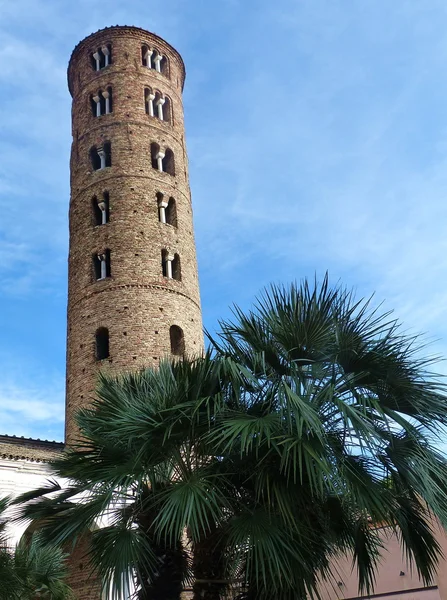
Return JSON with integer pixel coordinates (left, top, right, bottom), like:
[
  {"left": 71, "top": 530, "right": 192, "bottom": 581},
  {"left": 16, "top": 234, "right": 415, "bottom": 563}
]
[
  {"left": 156, "top": 96, "right": 166, "bottom": 120},
  {"left": 102, "top": 90, "right": 111, "bottom": 114},
  {"left": 154, "top": 54, "right": 163, "bottom": 73},
  {"left": 158, "top": 197, "right": 168, "bottom": 223},
  {"left": 156, "top": 151, "right": 165, "bottom": 172},
  {"left": 93, "top": 95, "right": 101, "bottom": 117},
  {"left": 102, "top": 46, "right": 110, "bottom": 67}
]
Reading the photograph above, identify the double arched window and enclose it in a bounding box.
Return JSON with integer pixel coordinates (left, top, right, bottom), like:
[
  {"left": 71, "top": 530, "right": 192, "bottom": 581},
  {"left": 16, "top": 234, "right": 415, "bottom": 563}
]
[
  {"left": 161, "top": 250, "right": 181, "bottom": 281},
  {"left": 141, "top": 45, "right": 169, "bottom": 77},
  {"left": 156, "top": 192, "right": 177, "bottom": 227},
  {"left": 92, "top": 192, "right": 110, "bottom": 226},
  {"left": 93, "top": 249, "right": 111, "bottom": 280},
  {"left": 90, "top": 142, "right": 112, "bottom": 171},
  {"left": 91, "top": 45, "right": 112, "bottom": 71},
  {"left": 144, "top": 88, "right": 171, "bottom": 123},
  {"left": 91, "top": 88, "right": 113, "bottom": 117},
  {"left": 150, "top": 143, "right": 175, "bottom": 176}
]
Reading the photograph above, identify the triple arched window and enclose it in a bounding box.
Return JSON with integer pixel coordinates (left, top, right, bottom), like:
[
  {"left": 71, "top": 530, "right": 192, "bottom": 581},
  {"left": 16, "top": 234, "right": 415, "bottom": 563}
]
[
  {"left": 90, "top": 142, "right": 112, "bottom": 171},
  {"left": 91, "top": 88, "right": 113, "bottom": 117},
  {"left": 150, "top": 143, "right": 175, "bottom": 176},
  {"left": 91, "top": 45, "right": 112, "bottom": 71},
  {"left": 141, "top": 45, "right": 169, "bottom": 77},
  {"left": 144, "top": 88, "right": 171, "bottom": 123}
]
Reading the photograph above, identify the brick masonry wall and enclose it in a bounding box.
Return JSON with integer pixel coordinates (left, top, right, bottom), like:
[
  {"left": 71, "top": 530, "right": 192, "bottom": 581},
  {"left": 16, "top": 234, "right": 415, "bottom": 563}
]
[
  {"left": 65, "top": 26, "right": 205, "bottom": 598},
  {"left": 66, "top": 26, "right": 204, "bottom": 445}
]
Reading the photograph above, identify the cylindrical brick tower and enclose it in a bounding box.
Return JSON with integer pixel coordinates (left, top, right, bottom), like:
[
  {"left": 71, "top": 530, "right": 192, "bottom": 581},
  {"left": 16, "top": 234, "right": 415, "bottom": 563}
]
[{"left": 66, "top": 26, "right": 204, "bottom": 445}]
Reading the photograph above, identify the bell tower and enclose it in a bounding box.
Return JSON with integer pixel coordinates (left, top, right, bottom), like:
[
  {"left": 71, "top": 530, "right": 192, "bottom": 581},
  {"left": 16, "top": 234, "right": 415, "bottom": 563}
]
[{"left": 66, "top": 26, "right": 204, "bottom": 445}]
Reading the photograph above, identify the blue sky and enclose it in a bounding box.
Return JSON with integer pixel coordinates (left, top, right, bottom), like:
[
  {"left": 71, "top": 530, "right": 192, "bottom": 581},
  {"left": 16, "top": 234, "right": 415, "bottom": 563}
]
[{"left": 1, "top": 0, "right": 447, "bottom": 441}]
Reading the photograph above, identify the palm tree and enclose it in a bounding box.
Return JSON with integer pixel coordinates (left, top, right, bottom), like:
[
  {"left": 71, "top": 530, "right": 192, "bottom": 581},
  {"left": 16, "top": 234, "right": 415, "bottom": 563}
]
[
  {"left": 16, "top": 276, "right": 447, "bottom": 600},
  {"left": 0, "top": 497, "right": 73, "bottom": 600}
]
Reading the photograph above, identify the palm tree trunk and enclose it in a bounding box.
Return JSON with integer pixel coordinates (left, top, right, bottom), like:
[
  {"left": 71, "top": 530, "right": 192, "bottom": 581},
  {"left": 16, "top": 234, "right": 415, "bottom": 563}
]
[{"left": 192, "top": 531, "right": 227, "bottom": 600}]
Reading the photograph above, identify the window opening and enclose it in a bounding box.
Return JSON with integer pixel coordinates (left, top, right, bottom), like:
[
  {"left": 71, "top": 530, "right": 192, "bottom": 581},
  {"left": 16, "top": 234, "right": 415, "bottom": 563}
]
[
  {"left": 93, "top": 249, "right": 111, "bottom": 280},
  {"left": 166, "top": 197, "right": 177, "bottom": 227},
  {"left": 163, "top": 149, "right": 175, "bottom": 176},
  {"left": 170, "top": 325, "right": 185, "bottom": 356},
  {"left": 92, "top": 193, "right": 109, "bottom": 225},
  {"left": 172, "top": 253, "right": 181, "bottom": 281},
  {"left": 95, "top": 327, "right": 109, "bottom": 360},
  {"left": 91, "top": 45, "right": 112, "bottom": 71}
]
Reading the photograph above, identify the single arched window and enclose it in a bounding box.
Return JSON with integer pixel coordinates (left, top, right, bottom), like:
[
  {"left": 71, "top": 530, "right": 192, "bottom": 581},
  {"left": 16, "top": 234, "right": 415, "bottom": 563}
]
[
  {"left": 161, "top": 249, "right": 169, "bottom": 277},
  {"left": 166, "top": 197, "right": 177, "bottom": 227},
  {"left": 170, "top": 325, "right": 185, "bottom": 356},
  {"left": 95, "top": 327, "right": 109, "bottom": 360},
  {"left": 162, "top": 96, "right": 172, "bottom": 123},
  {"left": 172, "top": 253, "right": 181, "bottom": 281},
  {"left": 163, "top": 149, "right": 175, "bottom": 176}
]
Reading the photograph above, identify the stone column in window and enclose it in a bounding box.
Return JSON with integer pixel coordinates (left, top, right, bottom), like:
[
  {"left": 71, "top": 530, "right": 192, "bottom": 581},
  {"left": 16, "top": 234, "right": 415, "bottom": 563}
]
[
  {"left": 156, "top": 96, "right": 166, "bottom": 120},
  {"left": 98, "top": 201, "right": 107, "bottom": 225},
  {"left": 147, "top": 92, "right": 155, "bottom": 117},
  {"left": 98, "top": 253, "right": 107, "bottom": 279},
  {"left": 158, "top": 197, "right": 168, "bottom": 223},
  {"left": 145, "top": 48, "right": 153, "bottom": 69},
  {"left": 166, "top": 253, "right": 174, "bottom": 279},
  {"left": 93, "top": 51, "right": 101, "bottom": 71},
  {"left": 154, "top": 54, "right": 163, "bottom": 72},
  {"left": 156, "top": 150, "right": 165, "bottom": 172},
  {"left": 102, "top": 46, "right": 110, "bottom": 67},
  {"left": 102, "top": 90, "right": 111, "bottom": 114},
  {"left": 97, "top": 147, "right": 106, "bottom": 170},
  {"left": 93, "top": 95, "right": 101, "bottom": 117}
]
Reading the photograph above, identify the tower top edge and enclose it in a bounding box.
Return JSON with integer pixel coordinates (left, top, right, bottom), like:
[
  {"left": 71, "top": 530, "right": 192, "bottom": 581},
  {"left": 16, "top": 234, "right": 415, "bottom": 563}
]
[{"left": 67, "top": 25, "right": 186, "bottom": 95}]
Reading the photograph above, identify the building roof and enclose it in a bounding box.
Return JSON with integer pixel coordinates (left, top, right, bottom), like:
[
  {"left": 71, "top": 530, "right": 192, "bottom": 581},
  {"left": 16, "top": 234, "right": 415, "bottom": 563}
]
[{"left": 0, "top": 434, "right": 64, "bottom": 463}]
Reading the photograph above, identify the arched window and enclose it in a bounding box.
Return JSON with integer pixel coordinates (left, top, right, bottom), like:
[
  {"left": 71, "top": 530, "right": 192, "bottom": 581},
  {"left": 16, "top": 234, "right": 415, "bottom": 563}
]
[
  {"left": 90, "top": 146, "right": 101, "bottom": 171},
  {"left": 160, "top": 55, "right": 169, "bottom": 77},
  {"left": 157, "top": 193, "right": 177, "bottom": 227},
  {"left": 91, "top": 88, "right": 113, "bottom": 117},
  {"left": 103, "top": 142, "right": 112, "bottom": 167},
  {"left": 142, "top": 45, "right": 169, "bottom": 78},
  {"left": 90, "top": 143, "right": 111, "bottom": 171},
  {"left": 90, "top": 86, "right": 112, "bottom": 117},
  {"left": 92, "top": 192, "right": 109, "bottom": 226},
  {"left": 172, "top": 253, "right": 181, "bottom": 281},
  {"left": 93, "top": 249, "right": 111, "bottom": 280},
  {"left": 95, "top": 327, "right": 109, "bottom": 360},
  {"left": 162, "top": 96, "right": 172, "bottom": 123},
  {"left": 170, "top": 325, "right": 184, "bottom": 356},
  {"left": 166, "top": 197, "right": 177, "bottom": 227},
  {"left": 145, "top": 87, "right": 155, "bottom": 116},
  {"left": 163, "top": 149, "right": 175, "bottom": 176},
  {"left": 91, "top": 45, "right": 112, "bottom": 71}
]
